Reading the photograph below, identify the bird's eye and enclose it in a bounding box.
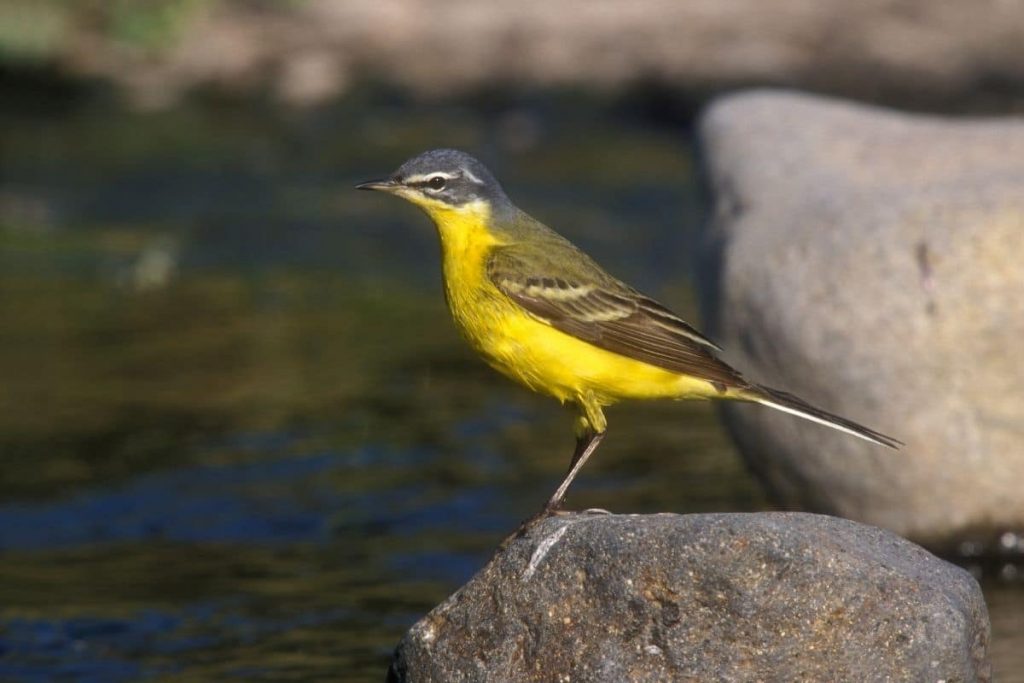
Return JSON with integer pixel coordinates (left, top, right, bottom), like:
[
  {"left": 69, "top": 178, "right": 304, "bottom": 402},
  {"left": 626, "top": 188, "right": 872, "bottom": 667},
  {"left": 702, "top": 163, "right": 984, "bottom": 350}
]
[{"left": 426, "top": 175, "right": 447, "bottom": 191}]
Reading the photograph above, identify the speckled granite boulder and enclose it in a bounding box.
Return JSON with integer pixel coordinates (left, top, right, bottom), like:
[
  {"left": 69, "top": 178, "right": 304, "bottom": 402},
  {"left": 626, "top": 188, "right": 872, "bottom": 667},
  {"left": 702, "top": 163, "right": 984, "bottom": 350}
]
[
  {"left": 388, "top": 512, "right": 990, "bottom": 682},
  {"left": 697, "top": 90, "right": 1024, "bottom": 547}
]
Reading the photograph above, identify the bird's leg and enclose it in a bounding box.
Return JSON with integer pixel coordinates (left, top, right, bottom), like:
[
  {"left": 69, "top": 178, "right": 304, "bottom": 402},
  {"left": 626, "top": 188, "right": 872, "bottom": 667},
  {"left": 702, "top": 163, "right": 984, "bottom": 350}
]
[
  {"left": 543, "top": 429, "right": 605, "bottom": 514},
  {"left": 501, "top": 427, "right": 607, "bottom": 549},
  {"left": 542, "top": 399, "right": 608, "bottom": 514},
  {"left": 500, "top": 401, "right": 608, "bottom": 548}
]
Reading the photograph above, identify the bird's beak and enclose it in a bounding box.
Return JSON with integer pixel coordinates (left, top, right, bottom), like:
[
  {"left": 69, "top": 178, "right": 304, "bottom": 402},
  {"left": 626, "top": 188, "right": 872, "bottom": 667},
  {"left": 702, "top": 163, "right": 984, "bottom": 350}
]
[{"left": 355, "top": 178, "right": 399, "bottom": 193}]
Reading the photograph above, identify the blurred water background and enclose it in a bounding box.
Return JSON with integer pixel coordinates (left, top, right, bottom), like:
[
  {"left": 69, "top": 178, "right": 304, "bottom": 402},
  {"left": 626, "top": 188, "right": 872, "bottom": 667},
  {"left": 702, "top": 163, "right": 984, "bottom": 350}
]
[{"left": 1, "top": 1, "right": 1023, "bottom": 681}]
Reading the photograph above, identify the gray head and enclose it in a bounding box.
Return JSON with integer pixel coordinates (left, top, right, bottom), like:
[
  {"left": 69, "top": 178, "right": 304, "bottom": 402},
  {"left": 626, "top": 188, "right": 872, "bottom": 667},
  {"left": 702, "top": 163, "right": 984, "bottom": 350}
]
[{"left": 355, "top": 148, "right": 510, "bottom": 209}]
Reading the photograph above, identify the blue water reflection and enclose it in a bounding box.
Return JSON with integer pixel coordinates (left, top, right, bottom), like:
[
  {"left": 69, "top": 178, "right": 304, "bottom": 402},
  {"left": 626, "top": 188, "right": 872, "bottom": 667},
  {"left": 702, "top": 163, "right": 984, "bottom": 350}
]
[{"left": 0, "top": 452, "right": 342, "bottom": 550}]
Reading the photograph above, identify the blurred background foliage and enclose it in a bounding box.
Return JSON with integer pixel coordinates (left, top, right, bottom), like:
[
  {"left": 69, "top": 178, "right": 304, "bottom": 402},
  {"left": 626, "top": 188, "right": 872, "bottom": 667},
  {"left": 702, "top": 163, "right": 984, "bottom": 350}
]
[
  {"left": 1, "top": 0, "right": 207, "bottom": 60},
  {"left": 0, "top": 1, "right": 1022, "bottom": 681}
]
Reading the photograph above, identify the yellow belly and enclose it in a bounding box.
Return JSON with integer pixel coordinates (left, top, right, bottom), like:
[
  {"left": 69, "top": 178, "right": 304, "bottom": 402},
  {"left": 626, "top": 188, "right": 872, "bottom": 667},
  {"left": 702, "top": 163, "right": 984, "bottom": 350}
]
[
  {"left": 477, "top": 309, "right": 716, "bottom": 405},
  {"left": 429, "top": 199, "right": 718, "bottom": 409},
  {"left": 443, "top": 248, "right": 715, "bottom": 407}
]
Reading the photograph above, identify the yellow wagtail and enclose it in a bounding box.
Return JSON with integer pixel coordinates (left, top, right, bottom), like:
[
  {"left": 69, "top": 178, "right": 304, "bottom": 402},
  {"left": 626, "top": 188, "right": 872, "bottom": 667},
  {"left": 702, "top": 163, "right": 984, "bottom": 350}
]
[{"left": 357, "top": 149, "right": 900, "bottom": 514}]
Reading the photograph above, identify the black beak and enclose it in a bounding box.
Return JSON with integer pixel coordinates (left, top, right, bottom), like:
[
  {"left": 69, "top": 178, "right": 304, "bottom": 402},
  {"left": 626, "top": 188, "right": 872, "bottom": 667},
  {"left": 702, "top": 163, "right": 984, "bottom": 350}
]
[{"left": 355, "top": 178, "right": 398, "bottom": 192}]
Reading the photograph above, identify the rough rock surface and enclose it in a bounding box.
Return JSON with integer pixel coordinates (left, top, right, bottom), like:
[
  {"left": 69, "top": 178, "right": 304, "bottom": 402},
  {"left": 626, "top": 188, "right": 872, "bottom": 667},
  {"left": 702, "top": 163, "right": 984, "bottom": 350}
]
[
  {"left": 697, "top": 90, "right": 1024, "bottom": 547},
  {"left": 389, "top": 512, "right": 990, "bottom": 682}
]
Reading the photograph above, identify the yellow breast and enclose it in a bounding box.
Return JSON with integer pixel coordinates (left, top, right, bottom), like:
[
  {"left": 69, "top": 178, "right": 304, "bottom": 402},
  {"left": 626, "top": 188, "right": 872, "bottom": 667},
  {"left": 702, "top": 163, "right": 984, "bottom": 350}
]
[
  {"left": 425, "top": 200, "right": 520, "bottom": 361},
  {"left": 422, "top": 199, "right": 715, "bottom": 407}
]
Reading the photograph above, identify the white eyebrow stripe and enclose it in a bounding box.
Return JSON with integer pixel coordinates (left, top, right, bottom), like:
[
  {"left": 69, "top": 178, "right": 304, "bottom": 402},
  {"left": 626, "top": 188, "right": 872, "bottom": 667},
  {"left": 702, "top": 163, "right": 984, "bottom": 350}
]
[
  {"left": 461, "top": 168, "right": 484, "bottom": 185},
  {"left": 403, "top": 171, "right": 458, "bottom": 184}
]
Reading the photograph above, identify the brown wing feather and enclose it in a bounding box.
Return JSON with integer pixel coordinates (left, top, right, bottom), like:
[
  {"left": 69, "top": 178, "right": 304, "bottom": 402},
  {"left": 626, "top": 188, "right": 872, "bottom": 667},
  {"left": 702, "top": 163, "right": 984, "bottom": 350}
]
[{"left": 488, "top": 250, "right": 747, "bottom": 391}]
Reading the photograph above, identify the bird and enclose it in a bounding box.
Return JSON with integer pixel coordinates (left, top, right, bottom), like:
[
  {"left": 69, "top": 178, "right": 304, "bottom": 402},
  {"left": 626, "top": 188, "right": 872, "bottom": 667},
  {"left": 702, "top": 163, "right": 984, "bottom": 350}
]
[{"left": 356, "top": 148, "right": 901, "bottom": 516}]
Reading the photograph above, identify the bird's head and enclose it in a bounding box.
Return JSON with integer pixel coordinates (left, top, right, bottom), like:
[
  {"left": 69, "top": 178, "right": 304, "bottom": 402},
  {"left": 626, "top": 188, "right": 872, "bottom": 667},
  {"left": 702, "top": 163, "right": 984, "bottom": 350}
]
[{"left": 355, "top": 149, "right": 510, "bottom": 218}]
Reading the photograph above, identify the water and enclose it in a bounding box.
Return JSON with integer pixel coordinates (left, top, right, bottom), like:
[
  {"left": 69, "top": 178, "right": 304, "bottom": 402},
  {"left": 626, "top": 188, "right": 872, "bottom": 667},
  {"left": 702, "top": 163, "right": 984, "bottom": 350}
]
[{"left": 0, "top": 88, "right": 1019, "bottom": 681}]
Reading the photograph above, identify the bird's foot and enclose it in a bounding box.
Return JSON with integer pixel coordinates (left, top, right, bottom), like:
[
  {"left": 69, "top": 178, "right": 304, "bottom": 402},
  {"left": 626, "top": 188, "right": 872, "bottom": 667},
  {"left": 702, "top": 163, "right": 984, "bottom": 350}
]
[{"left": 498, "top": 504, "right": 570, "bottom": 551}]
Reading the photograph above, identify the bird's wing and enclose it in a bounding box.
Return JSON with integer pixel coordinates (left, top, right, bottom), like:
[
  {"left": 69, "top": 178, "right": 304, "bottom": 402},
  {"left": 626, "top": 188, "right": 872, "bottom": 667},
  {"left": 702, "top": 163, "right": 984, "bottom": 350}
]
[{"left": 487, "top": 242, "right": 747, "bottom": 391}]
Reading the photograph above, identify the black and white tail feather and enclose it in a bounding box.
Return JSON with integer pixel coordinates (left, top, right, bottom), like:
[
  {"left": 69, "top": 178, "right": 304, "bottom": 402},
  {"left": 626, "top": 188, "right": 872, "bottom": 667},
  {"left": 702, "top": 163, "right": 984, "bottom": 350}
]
[{"left": 750, "top": 385, "right": 903, "bottom": 449}]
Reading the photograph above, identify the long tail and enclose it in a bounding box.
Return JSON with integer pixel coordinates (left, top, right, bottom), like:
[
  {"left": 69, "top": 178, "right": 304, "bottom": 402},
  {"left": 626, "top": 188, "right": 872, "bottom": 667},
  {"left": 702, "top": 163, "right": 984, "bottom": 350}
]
[{"left": 742, "top": 385, "right": 903, "bottom": 450}]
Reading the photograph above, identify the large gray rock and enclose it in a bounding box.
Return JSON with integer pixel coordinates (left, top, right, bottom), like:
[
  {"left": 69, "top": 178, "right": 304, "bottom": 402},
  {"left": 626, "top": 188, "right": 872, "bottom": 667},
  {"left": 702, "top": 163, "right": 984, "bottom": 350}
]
[
  {"left": 389, "top": 512, "right": 990, "bottom": 682},
  {"left": 697, "top": 90, "right": 1024, "bottom": 548}
]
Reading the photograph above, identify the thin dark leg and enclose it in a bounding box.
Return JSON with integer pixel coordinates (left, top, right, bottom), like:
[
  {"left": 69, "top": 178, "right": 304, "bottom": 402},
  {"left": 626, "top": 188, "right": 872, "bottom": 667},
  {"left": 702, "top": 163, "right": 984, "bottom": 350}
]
[
  {"left": 543, "top": 429, "right": 605, "bottom": 513},
  {"left": 501, "top": 429, "right": 606, "bottom": 547}
]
